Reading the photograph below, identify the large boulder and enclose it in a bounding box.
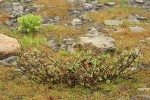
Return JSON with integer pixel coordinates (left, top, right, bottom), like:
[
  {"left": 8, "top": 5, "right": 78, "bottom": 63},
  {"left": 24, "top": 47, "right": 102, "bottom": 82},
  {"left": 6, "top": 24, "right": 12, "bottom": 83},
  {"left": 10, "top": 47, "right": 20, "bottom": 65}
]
[{"left": 0, "top": 34, "right": 21, "bottom": 60}]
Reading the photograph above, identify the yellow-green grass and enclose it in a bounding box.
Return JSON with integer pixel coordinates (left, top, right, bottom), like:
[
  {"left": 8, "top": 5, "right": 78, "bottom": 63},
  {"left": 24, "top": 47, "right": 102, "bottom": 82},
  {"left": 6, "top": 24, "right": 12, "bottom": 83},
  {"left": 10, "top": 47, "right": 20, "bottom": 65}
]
[
  {"left": 86, "top": 4, "right": 150, "bottom": 64},
  {"left": 86, "top": 5, "right": 149, "bottom": 25},
  {"left": 0, "top": 66, "right": 149, "bottom": 100},
  {"left": 34, "top": 0, "right": 71, "bottom": 18},
  {"left": 103, "top": 26, "right": 150, "bottom": 63},
  {"left": 0, "top": 10, "right": 10, "bottom": 24},
  {"left": 43, "top": 24, "right": 84, "bottom": 39}
]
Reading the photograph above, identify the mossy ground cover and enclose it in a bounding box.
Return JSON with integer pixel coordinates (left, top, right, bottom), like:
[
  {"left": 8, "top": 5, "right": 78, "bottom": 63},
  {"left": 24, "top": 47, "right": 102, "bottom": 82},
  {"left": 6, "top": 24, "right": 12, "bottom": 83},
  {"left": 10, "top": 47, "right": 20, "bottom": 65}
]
[
  {"left": 0, "top": 66, "right": 150, "bottom": 100},
  {"left": 0, "top": 0, "right": 150, "bottom": 99}
]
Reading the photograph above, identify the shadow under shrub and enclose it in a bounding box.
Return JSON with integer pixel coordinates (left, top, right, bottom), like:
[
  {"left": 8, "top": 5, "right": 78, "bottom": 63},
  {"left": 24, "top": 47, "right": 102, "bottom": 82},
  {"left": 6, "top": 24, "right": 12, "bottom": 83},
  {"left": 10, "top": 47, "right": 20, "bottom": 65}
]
[{"left": 17, "top": 49, "right": 141, "bottom": 88}]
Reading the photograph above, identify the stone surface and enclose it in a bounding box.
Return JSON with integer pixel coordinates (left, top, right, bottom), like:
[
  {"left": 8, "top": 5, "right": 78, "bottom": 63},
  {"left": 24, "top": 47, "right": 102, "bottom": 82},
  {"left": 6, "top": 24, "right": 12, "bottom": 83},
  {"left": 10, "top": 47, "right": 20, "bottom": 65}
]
[
  {"left": 0, "top": 56, "right": 18, "bottom": 66},
  {"left": 75, "top": 34, "right": 116, "bottom": 52},
  {"left": 129, "top": 26, "right": 145, "bottom": 32},
  {"left": 67, "top": 0, "right": 86, "bottom": 4},
  {"left": 71, "top": 18, "right": 82, "bottom": 26},
  {"left": 128, "top": 16, "right": 140, "bottom": 23},
  {"left": 138, "top": 88, "right": 150, "bottom": 92},
  {"left": 135, "top": 0, "right": 144, "bottom": 4},
  {"left": 140, "top": 94, "right": 150, "bottom": 100},
  {"left": 0, "top": 34, "right": 21, "bottom": 60},
  {"left": 104, "top": 20, "right": 123, "bottom": 26},
  {"left": 62, "top": 38, "right": 74, "bottom": 45},
  {"left": 137, "top": 16, "right": 147, "bottom": 21},
  {"left": 12, "top": 3, "right": 24, "bottom": 16},
  {"left": 105, "top": 2, "right": 116, "bottom": 6},
  {"left": 88, "top": 27, "right": 99, "bottom": 34},
  {"left": 83, "top": 3, "right": 93, "bottom": 10}
]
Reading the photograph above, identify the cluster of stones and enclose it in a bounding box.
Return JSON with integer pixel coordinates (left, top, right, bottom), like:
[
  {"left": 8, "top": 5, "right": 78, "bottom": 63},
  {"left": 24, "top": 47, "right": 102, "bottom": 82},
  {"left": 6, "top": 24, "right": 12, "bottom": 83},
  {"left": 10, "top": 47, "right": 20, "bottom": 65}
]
[
  {"left": 0, "top": 0, "right": 36, "bottom": 29},
  {"left": 48, "top": 27, "right": 116, "bottom": 53},
  {"left": 129, "top": 0, "right": 150, "bottom": 11}
]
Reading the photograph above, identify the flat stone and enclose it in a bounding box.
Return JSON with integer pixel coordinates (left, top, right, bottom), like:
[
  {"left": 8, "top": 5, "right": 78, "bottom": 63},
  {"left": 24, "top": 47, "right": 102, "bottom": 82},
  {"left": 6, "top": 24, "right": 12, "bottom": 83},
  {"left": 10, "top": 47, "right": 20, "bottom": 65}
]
[
  {"left": 129, "top": 26, "right": 145, "bottom": 32},
  {"left": 47, "top": 40, "right": 56, "bottom": 48},
  {"left": 75, "top": 35, "right": 116, "bottom": 52},
  {"left": 68, "top": 46, "right": 75, "bottom": 53},
  {"left": 128, "top": 16, "right": 140, "bottom": 23},
  {"left": 105, "top": 2, "right": 116, "bottom": 6},
  {"left": 67, "top": 0, "right": 86, "bottom": 4},
  {"left": 96, "top": 4, "right": 103, "bottom": 8},
  {"left": 60, "top": 45, "right": 68, "bottom": 50},
  {"left": 71, "top": 18, "right": 82, "bottom": 26},
  {"left": 138, "top": 88, "right": 150, "bottom": 92},
  {"left": 0, "top": 56, "right": 18, "bottom": 66},
  {"left": 83, "top": 3, "right": 93, "bottom": 10},
  {"left": 104, "top": 20, "right": 123, "bottom": 26},
  {"left": 88, "top": 27, "right": 99, "bottom": 34},
  {"left": 73, "top": 10, "right": 81, "bottom": 14},
  {"left": 137, "top": 16, "right": 147, "bottom": 21},
  {"left": 135, "top": 0, "right": 144, "bottom": 4},
  {"left": 140, "top": 95, "right": 150, "bottom": 100},
  {"left": 62, "top": 38, "right": 74, "bottom": 45}
]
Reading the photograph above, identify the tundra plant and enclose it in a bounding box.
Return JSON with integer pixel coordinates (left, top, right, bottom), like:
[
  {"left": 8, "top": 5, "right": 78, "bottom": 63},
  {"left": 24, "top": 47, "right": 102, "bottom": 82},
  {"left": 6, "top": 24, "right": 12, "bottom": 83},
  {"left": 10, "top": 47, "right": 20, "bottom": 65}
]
[
  {"left": 17, "top": 49, "right": 141, "bottom": 88},
  {"left": 18, "top": 14, "right": 42, "bottom": 33}
]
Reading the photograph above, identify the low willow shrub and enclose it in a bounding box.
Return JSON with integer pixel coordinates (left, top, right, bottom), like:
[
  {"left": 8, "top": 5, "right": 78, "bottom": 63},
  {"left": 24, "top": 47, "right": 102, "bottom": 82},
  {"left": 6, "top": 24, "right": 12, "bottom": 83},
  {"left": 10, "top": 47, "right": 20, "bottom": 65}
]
[{"left": 17, "top": 50, "right": 141, "bottom": 88}]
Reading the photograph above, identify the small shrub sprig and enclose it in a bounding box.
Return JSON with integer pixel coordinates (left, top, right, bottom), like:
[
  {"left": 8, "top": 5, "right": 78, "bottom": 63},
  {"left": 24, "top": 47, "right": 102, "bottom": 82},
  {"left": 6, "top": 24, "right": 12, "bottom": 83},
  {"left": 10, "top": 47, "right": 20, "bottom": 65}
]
[
  {"left": 17, "top": 49, "right": 141, "bottom": 88},
  {"left": 18, "top": 14, "right": 42, "bottom": 33}
]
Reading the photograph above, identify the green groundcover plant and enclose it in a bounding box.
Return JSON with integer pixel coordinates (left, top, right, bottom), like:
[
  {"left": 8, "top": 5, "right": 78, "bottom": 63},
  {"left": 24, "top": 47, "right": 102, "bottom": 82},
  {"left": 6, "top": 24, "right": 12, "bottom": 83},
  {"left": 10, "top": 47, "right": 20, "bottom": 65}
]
[{"left": 18, "top": 14, "right": 42, "bottom": 33}]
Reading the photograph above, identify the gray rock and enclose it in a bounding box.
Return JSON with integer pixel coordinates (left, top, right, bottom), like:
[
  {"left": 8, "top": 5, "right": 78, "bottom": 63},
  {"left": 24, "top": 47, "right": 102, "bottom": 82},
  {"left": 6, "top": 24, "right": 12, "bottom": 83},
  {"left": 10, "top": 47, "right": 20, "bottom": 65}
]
[
  {"left": 138, "top": 88, "right": 150, "bottom": 92},
  {"left": 75, "top": 35, "right": 116, "bottom": 52},
  {"left": 22, "top": 0, "right": 32, "bottom": 3},
  {"left": 88, "top": 27, "right": 99, "bottom": 34},
  {"left": 135, "top": 0, "right": 144, "bottom": 4},
  {"left": 12, "top": 3, "right": 24, "bottom": 16},
  {"left": 73, "top": 10, "right": 81, "bottom": 14},
  {"left": 68, "top": 46, "right": 75, "bottom": 53},
  {"left": 53, "top": 17, "right": 62, "bottom": 22},
  {"left": 47, "top": 40, "right": 56, "bottom": 48},
  {"left": 1, "top": 2, "right": 13, "bottom": 12},
  {"left": 140, "top": 95, "right": 150, "bottom": 100},
  {"left": 128, "top": 16, "right": 140, "bottom": 23},
  {"left": 5, "top": 56, "right": 18, "bottom": 64},
  {"left": 83, "top": 3, "right": 93, "bottom": 10},
  {"left": 60, "top": 45, "right": 68, "bottom": 50},
  {"left": 105, "top": 2, "right": 116, "bottom": 6},
  {"left": 104, "top": 20, "right": 123, "bottom": 26},
  {"left": 137, "top": 16, "right": 147, "bottom": 21},
  {"left": 0, "top": 56, "right": 18, "bottom": 66},
  {"left": 129, "top": 26, "right": 145, "bottom": 32},
  {"left": 62, "top": 38, "right": 74, "bottom": 45},
  {"left": 67, "top": 0, "right": 86, "bottom": 4},
  {"left": 71, "top": 18, "right": 82, "bottom": 26}
]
